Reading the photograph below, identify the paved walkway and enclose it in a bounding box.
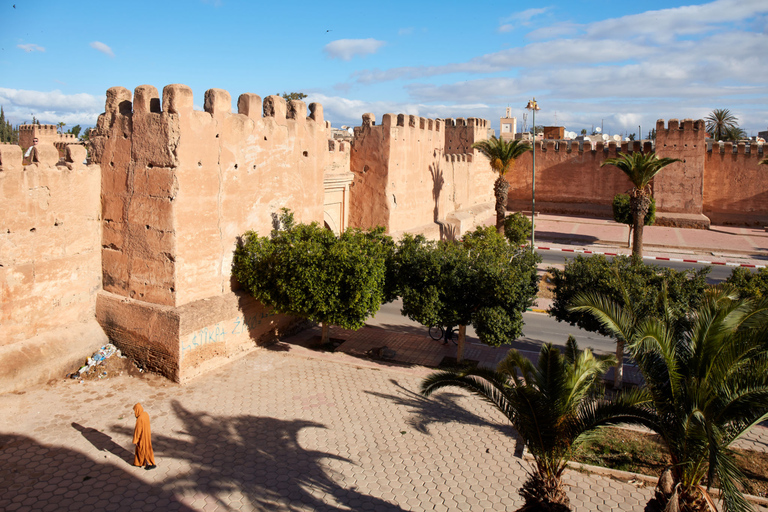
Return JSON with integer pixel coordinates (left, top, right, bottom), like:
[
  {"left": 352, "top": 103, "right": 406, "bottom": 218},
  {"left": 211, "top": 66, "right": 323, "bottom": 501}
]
[
  {"left": 531, "top": 213, "right": 768, "bottom": 267},
  {"left": 2, "top": 213, "right": 768, "bottom": 511}
]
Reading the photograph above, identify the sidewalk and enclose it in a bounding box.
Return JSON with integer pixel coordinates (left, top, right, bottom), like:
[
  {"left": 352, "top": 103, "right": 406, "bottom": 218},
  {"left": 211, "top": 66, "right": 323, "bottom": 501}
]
[{"left": 530, "top": 213, "right": 768, "bottom": 267}]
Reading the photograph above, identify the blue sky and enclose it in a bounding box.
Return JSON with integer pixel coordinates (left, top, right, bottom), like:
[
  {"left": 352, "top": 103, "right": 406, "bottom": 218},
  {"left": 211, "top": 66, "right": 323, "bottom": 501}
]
[{"left": 1, "top": 0, "right": 766, "bottom": 137}]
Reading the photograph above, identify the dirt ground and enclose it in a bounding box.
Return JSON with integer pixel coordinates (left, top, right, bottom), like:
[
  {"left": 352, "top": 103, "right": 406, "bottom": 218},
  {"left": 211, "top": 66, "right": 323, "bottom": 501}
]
[
  {"left": 573, "top": 427, "right": 768, "bottom": 499},
  {"left": 67, "top": 354, "right": 155, "bottom": 383},
  {"left": 538, "top": 271, "right": 556, "bottom": 299}
]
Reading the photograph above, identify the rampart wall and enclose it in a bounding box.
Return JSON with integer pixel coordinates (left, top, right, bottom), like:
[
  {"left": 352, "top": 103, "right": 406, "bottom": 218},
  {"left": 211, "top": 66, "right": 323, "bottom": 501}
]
[
  {"left": 349, "top": 114, "right": 494, "bottom": 236},
  {"left": 90, "top": 84, "right": 337, "bottom": 383},
  {"left": 0, "top": 143, "right": 106, "bottom": 394},
  {"left": 704, "top": 141, "right": 768, "bottom": 225}
]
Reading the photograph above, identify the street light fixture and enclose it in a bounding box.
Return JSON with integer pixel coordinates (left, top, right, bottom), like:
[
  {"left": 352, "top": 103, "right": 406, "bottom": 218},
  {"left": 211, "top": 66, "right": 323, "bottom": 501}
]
[{"left": 525, "top": 98, "right": 540, "bottom": 251}]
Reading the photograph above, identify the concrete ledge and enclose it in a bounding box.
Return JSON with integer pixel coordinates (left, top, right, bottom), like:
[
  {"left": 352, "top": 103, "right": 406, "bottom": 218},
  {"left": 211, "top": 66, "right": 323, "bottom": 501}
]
[
  {"left": 0, "top": 320, "right": 108, "bottom": 395},
  {"left": 654, "top": 212, "right": 711, "bottom": 229}
]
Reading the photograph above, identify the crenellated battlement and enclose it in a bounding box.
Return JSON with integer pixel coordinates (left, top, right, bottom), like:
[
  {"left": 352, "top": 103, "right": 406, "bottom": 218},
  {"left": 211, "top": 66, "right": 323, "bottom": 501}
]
[
  {"left": 708, "top": 141, "right": 765, "bottom": 157},
  {"left": 656, "top": 118, "right": 705, "bottom": 135},
  {"left": 98, "top": 84, "right": 326, "bottom": 127}
]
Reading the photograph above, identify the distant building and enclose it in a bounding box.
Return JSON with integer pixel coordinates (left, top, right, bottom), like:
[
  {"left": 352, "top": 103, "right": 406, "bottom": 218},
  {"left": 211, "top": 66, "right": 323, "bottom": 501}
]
[
  {"left": 543, "top": 126, "right": 565, "bottom": 139},
  {"left": 499, "top": 107, "right": 517, "bottom": 141}
]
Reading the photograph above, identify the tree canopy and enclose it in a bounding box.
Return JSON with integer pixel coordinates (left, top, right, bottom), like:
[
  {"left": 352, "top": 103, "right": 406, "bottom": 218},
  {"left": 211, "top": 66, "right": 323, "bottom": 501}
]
[
  {"left": 394, "top": 226, "right": 540, "bottom": 360},
  {"left": 706, "top": 108, "right": 739, "bottom": 141},
  {"left": 280, "top": 92, "right": 308, "bottom": 103},
  {"left": 232, "top": 209, "right": 393, "bottom": 344}
]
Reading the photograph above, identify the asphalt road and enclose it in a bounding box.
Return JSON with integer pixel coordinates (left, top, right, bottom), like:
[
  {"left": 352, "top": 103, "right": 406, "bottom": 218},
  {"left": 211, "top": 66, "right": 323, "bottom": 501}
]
[{"left": 368, "top": 252, "right": 741, "bottom": 357}]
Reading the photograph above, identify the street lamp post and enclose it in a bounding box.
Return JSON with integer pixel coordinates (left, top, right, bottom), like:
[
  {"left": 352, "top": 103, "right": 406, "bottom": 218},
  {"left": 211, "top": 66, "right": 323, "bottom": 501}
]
[{"left": 525, "top": 98, "right": 540, "bottom": 252}]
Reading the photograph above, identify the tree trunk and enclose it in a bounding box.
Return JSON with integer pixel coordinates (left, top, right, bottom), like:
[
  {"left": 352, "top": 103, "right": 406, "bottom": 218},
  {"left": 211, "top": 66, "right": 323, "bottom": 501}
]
[
  {"left": 630, "top": 193, "right": 651, "bottom": 259},
  {"left": 456, "top": 325, "right": 467, "bottom": 362},
  {"left": 494, "top": 176, "right": 510, "bottom": 234},
  {"left": 321, "top": 323, "right": 330, "bottom": 345},
  {"left": 614, "top": 338, "right": 625, "bottom": 389},
  {"left": 627, "top": 226, "right": 632, "bottom": 248}
]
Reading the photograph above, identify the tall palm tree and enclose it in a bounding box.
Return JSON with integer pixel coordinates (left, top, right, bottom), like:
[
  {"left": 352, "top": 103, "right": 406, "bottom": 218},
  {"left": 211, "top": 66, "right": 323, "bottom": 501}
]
[
  {"left": 706, "top": 109, "right": 739, "bottom": 141},
  {"left": 421, "top": 338, "right": 646, "bottom": 511},
  {"left": 472, "top": 136, "right": 531, "bottom": 233},
  {"left": 570, "top": 286, "right": 768, "bottom": 512},
  {"left": 601, "top": 152, "right": 680, "bottom": 259}
]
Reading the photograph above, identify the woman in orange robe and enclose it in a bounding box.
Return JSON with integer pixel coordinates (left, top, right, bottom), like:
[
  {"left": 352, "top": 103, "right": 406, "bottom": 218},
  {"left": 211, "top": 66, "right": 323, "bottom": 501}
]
[{"left": 132, "top": 403, "right": 156, "bottom": 469}]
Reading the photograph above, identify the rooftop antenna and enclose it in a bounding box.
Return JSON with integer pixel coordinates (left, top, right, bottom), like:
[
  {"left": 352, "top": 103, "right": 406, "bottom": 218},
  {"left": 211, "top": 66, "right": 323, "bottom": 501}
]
[{"left": 522, "top": 112, "right": 528, "bottom": 133}]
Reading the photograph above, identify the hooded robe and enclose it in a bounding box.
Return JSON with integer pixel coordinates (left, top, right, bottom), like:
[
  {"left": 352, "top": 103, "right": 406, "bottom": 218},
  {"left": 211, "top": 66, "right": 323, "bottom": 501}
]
[{"left": 132, "top": 403, "right": 155, "bottom": 467}]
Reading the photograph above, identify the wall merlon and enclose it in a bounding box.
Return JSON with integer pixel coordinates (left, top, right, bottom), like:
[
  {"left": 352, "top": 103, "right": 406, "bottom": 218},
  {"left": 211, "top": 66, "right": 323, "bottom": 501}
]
[
  {"left": 0, "top": 143, "right": 22, "bottom": 170},
  {"left": 106, "top": 87, "right": 133, "bottom": 116},
  {"left": 237, "top": 93, "right": 262, "bottom": 120},
  {"left": 408, "top": 115, "right": 417, "bottom": 128},
  {"left": 286, "top": 100, "right": 307, "bottom": 122},
  {"left": 308, "top": 103, "right": 323, "bottom": 125},
  {"left": 381, "top": 113, "right": 394, "bottom": 129},
  {"left": 31, "top": 144, "right": 60, "bottom": 165},
  {"left": 134, "top": 85, "right": 161, "bottom": 114},
  {"left": 362, "top": 113, "right": 375, "bottom": 127},
  {"left": 66, "top": 145, "right": 87, "bottom": 164},
  {"left": 204, "top": 88, "right": 232, "bottom": 117},
  {"left": 162, "top": 84, "right": 194, "bottom": 114},
  {"left": 263, "top": 95, "right": 286, "bottom": 119}
]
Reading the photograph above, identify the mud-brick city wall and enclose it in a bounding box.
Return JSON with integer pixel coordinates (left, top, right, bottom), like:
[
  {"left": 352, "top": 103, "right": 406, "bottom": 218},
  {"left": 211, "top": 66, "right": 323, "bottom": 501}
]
[
  {"left": 349, "top": 114, "right": 494, "bottom": 235},
  {"left": 91, "top": 84, "right": 333, "bottom": 382},
  {"left": 704, "top": 141, "right": 768, "bottom": 226},
  {"left": 0, "top": 143, "right": 106, "bottom": 393}
]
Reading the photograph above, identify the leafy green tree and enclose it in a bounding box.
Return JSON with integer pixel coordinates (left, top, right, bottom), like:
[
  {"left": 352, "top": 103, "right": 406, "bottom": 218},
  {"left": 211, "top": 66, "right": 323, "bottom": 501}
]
[
  {"left": 0, "top": 106, "right": 18, "bottom": 143},
  {"left": 81, "top": 127, "right": 93, "bottom": 142},
  {"left": 570, "top": 286, "right": 768, "bottom": 512},
  {"left": 549, "top": 255, "right": 710, "bottom": 388},
  {"left": 706, "top": 108, "right": 739, "bottom": 141},
  {"left": 580, "top": 129, "right": 587, "bottom": 136},
  {"left": 601, "top": 152, "right": 680, "bottom": 258},
  {"left": 66, "top": 124, "right": 82, "bottom": 138},
  {"left": 725, "top": 266, "right": 768, "bottom": 299},
  {"left": 724, "top": 126, "right": 748, "bottom": 142},
  {"left": 232, "top": 209, "right": 393, "bottom": 345},
  {"left": 421, "top": 338, "right": 646, "bottom": 511},
  {"left": 471, "top": 136, "right": 531, "bottom": 233},
  {"left": 280, "top": 92, "right": 308, "bottom": 103},
  {"left": 612, "top": 193, "right": 655, "bottom": 248},
  {"left": 56, "top": 121, "right": 65, "bottom": 134},
  {"left": 394, "top": 226, "right": 539, "bottom": 362},
  {"left": 503, "top": 212, "right": 531, "bottom": 246}
]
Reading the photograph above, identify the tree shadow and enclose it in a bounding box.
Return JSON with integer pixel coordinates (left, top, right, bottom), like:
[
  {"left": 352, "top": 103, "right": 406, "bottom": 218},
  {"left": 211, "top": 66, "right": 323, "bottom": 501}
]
[
  {"left": 430, "top": 161, "right": 445, "bottom": 223},
  {"left": 365, "top": 378, "right": 519, "bottom": 446},
  {"left": 439, "top": 222, "right": 459, "bottom": 242},
  {"left": 72, "top": 422, "right": 134, "bottom": 465},
  {"left": 111, "top": 400, "right": 405, "bottom": 511},
  {"left": 0, "top": 433, "right": 196, "bottom": 511},
  {"left": 534, "top": 231, "right": 599, "bottom": 244}
]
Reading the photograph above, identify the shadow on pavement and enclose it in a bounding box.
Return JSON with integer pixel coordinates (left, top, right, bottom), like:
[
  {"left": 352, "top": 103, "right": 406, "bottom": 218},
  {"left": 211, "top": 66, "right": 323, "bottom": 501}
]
[
  {"left": 72, "top": 422, "right": 134, "bottom": 465},
  {"left": 112, "top": 401, "right": 406, "bottom": 512},
  {"left": 0, "top": 433, "right": 195, "bottom": 511},
  {"left": 365, "top": 378, "right": 519, "bottom": 448},
  {"left": 535, "top": 231, "right": 599, "bottom": 244}
]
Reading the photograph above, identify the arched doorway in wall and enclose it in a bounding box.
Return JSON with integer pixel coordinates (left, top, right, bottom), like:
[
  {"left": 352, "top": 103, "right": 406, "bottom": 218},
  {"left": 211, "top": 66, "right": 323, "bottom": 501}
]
[{"left": 324, "top": 211, "right": 339, "bottom": 235}]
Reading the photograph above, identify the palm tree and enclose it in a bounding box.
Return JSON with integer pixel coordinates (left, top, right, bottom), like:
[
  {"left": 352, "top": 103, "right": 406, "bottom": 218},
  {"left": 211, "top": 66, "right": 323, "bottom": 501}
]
[
  {"left": 706, "top": 109, "right": 739, "bottom": 141},
  {"left": 601, "top": 152, "right": 680, "bottom": 259},
  {"left": 421, "top": 338, "right": 646, "bottom": 511},
  {"left": 570, "top": 286, "right": 768, "bottom": 512},
  {"left": 471, "top": 136, "right": 531, "bottom": 233}
]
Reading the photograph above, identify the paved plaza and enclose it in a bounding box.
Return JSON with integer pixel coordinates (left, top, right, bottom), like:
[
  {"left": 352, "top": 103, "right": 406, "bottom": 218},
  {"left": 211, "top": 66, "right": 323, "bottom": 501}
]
[
  {"left": 2, "top": 331, "right": 767, "bottom": 512},
  {"left": 3, "top": 214, "right": 768, "bottom": 511}
]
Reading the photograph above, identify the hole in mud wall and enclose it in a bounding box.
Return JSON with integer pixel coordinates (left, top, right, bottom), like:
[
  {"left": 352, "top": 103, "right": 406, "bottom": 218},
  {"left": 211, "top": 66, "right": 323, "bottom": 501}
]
[
  {"left": 264, "top": 136, "right": 268, "bottom": 141},
  {"left": 198, "top": 161, "right": 202, "bottom": 167},
  {"left": 147, "top": 163, "right": 154, "bottom": 169},
  {"left": 110, "top": 161, "right": 114, "bottom": 167},
  {"left": 303, "top": 151, "right": 308, "bottom": 157},
  {"left": 145, "top": 225, "right": 150, "bottom": 230},
  {"left": 170, "top": 287, "right": 175, "bottom": 293},
  {"left": 216, "top": 134, "right": 219, "bottom": 138},
  {"left": 234, "top": 164, "right": 238, "bottom": 169},
  {"left": 30, "top": 227, "right": 36, "bottom": 232}
]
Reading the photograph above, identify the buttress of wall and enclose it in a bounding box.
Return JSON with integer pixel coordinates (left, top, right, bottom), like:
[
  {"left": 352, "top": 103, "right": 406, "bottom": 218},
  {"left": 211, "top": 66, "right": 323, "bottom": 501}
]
[
  {"left": 442, "top": 118, "right": 495, "bottom": 211},
  {"left": 91, "top": 85, "right": 329, "bottom": 309},
  {"left": 654, "top": 119, "right": 706, "bottom": 214},
  {"left": 0, "top": 144, "right": 101, "bottom": 345},
  {"left": 349, "top": 114, "right": 393, "bottom": 230},
  {"left": 704, "top": 141, "right": 768, "bottom": 225},
  {"left": 507, "top": 140, "right": 636, "bottom": 214}
]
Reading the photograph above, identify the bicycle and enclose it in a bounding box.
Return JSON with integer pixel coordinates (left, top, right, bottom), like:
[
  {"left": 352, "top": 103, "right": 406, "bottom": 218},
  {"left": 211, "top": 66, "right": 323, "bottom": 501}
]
[{"left": 428, "top": 325, "right": 457, "bottom": 345}]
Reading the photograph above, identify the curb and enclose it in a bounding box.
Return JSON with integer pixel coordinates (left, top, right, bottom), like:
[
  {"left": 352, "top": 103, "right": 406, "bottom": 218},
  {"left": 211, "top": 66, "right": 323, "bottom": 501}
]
[{"left": 535, "top": 246, "right": 766, "bottom": 269}]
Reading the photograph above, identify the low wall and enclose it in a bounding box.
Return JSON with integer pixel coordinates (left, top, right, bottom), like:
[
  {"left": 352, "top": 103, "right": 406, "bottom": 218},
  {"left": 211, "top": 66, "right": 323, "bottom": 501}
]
[
  {"left": 704, "top": 142, "right": 768, "bottom": 226},
  {"left": 0, "top": 143, "right": 105, "bottom": 393}
]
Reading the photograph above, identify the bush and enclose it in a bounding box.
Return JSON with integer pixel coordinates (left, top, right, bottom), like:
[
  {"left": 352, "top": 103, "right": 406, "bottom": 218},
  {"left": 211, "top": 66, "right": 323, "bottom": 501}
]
[
  {"left": 725, "top": 266, "right": 768, "bottom": 299},
  {"left": 503, "top": 212, "right": 532, "bottom": 246},
  {"left": 549, "top": 255, "right": 710, "bottom": 336},
  {"left": 612, "top": 194, "right": 656, "bottom": 227}
]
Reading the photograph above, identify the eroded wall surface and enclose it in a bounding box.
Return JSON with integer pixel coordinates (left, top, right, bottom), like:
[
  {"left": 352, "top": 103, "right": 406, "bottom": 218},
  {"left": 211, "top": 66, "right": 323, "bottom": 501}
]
[
  {"left": 91, "top": 84, "right": 333, "bottom": 382},
  {"left": 704, "top": 142, "right": 768, "bottom": 225},
  {"left": 349, "top": 114, "right": 494, "bottom": 236},
  {"left": 0, "top": 143, "right": 106, "bottom": 393}
]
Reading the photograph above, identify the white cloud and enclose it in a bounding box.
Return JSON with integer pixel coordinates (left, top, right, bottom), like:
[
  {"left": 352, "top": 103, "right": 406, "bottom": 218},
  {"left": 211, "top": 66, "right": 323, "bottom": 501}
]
[
  {"left": 17, "top": 43, "right": 45, "bottom": 53},
  {"left": 89, "top": 41, "right": 115, "bottom": 58},
  {"left": 0, "top": 88, "right": 104, "bottom": 126},
  {"left": 323, "top": 39, "right": 385, "bottom": 61}
]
